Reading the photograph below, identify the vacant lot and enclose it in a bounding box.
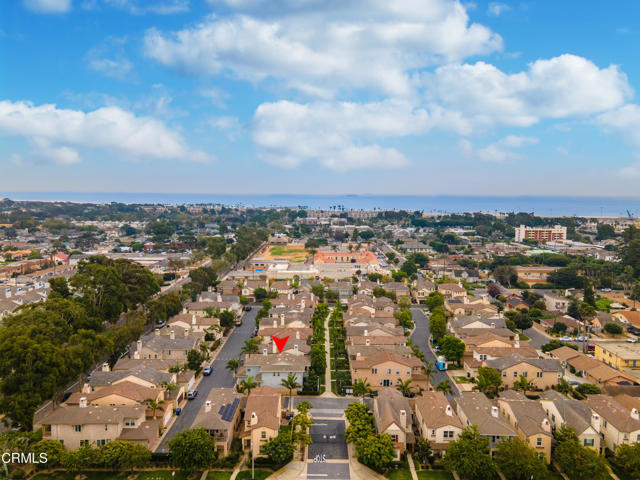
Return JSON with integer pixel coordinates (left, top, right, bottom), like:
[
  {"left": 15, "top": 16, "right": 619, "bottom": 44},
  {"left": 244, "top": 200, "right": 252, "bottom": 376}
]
[{"left": 263, "top": 244, "right": 312, "bottom": 263}]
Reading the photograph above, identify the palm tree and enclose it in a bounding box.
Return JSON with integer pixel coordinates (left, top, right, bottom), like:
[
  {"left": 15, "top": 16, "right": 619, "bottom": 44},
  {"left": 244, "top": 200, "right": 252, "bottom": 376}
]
[
  {"left": 423, "top": 361, "right": 434, "bottom": 391},
  {"left": 396, "top": 379, "right": 414, "bottom": 397},
  {"left": 353, "top": 378, "right": 371, "bottom": 403},
  {"left": 226, "top": 359, "right": 240, "bottom": 376},
  {"left": 435, "top": 379, "right": 453, "bottom": 395},
  {"left": 144, "top": 398, "right": 165, "bottom": 419},
  {"left": 242, "top": 338, "right": 259, "bottom": 354},
  {"left": 160, "top": 381, "right": 177, "bottom": 394},
  {"left": 238, "top": 376, "right": 258, "bottom": 396},
  {"left": 281, "top": 373, "right": 301, "bottom": 415}
]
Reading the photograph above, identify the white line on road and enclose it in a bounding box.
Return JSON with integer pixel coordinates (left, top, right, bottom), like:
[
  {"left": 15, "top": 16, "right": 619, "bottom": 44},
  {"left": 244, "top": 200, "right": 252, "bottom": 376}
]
[{"left": 306, "top": 475, "right": 328, "bottom": 477}]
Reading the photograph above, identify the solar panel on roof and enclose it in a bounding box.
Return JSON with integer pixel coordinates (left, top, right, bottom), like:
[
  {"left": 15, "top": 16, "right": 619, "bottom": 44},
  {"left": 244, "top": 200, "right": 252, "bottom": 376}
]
[{"left": 221, "top": 397, "right": 240, "bottom": 422}]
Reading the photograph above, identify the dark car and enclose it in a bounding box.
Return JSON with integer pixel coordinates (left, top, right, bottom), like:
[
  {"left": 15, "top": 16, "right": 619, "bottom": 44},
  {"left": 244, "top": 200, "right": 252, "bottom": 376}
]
[
  {"left": 203, "top": 366, "right": 213, "bottom": 376},
  {"left": 244, "top": 305, "right": 252, "bottom": 311},
  {"left": 187, "top": 390, "right": 198, "bottom": 400}
]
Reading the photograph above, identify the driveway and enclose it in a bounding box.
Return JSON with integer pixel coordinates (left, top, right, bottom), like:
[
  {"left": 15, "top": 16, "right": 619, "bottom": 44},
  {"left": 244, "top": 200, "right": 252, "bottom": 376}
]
[
  {"left": 156, "top": 307, "right": 258, "bottom": 452},
  {"left": 410, "top": 307, "right": 460, "bottom": 397}
]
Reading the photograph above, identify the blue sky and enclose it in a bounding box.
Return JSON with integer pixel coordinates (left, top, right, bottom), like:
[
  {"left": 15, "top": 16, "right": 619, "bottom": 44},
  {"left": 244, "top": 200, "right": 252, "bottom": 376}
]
[{"left": 1, "top": 0, "right": 640, "bottom": 196}]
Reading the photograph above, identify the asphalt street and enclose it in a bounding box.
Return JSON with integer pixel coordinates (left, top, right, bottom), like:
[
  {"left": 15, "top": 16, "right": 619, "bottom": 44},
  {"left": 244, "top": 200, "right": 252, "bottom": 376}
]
[
  {"left": 309, "top": 419, "right": 348, "bottom": 460},
  {"left": 410, "top": 307, "right": 460, "bottom": 396},
  {"left": 307, "top": 462, "right": 350, "bottom": 479},
  {"left": 157, "top": 307, "right": 258, "bottom": 452}
]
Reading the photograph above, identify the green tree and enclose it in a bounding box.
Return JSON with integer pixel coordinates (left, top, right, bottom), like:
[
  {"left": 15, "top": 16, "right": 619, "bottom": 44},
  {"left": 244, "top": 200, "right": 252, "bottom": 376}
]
[
  {"left": 424, "top": 292, "right": 445, "bottom": 310},
  {"left": 226, "top": 358, "right": 240, "bottom": 375},
  {"left": 494, "top": 437, "right": 549, "bottom": 480},
  {"left": 443, "top": 426, "right": 497, "bottom": 480},
  {"left": 262, "top": 432, "right": 294, "bottom": 465},
  {"left": 604, "top": 322, "right": 623, "bottom": 334},
  {"left": 353, "top": 378, "right": 371, "bottom": 403},
  {"left": 48, "top": 277, "right": 71, "bottom": 299},
  {"left": 30, "top": 439, "right": 65, "bottom": 469},
  {"left": 423, "top": 361, "right": 434, "bottom": 391},
  {"left": 238, "top": 376, "right": 258, "bottom": 396},
  {"left": 281, "top": 373, "right": 301, "bottom": 414},
  {"left": 296, "top": 400, "right": 312, "bottom": 415},
  {"left": 429, "top": 312, "right": 447, "bottom": 344},
  {"left": 253, "top": 287, "right": 268, "bottom": 301},
  {"left": 612, "top": 442, "right": 640, "bottom": 480},
  {"left": 168, "top": 428, "right": 217, "bottom": 472},
  {"left": 475, "top": 367, "right": 502, "bottom": 398},
  {"left": 96, "top": 440, "right": 151, "bottom": 471},
  {"left": 575, "top": 383, "right": 601, "bottom": 395},
  {"left": 355, "top": 433, "right": 395, "bottom": 470},
  {"left": 218, "top": 309, "right": 236, "bottom": 328},
  {"left": 583, "top": 279, "right": 596, "bottom": 307},
  {"left": 513, "top": 374, "right": 532, "bottom": 392},
  {"left": 493, "top": 265, "right": 517, "bottom": 287},
  {"left": 553, "top": 426, "right": 609, "bottom": 480},
  {"left": 435, "top": 379, "right": 453, "bottom": 395},
  {"left": 413, "top": 437, "right": 433, "bottom": 467},
  {"left": 242, "top": 338, "right": 260, "bottom": 354},
  {"left": 440, "top": 335, "right": 465, "bottom": 366},
  {"left": 187, "top": 349, "right": 205, "bottom": 373},
  {"left": 144, "top": 398, "right": 165, "bottom": 419}
]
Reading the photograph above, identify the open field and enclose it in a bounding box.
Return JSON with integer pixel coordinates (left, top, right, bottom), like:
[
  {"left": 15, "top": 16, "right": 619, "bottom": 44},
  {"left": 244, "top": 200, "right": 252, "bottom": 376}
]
[{"left": 262, "top": 244, "right": 312, "bottom": 263}]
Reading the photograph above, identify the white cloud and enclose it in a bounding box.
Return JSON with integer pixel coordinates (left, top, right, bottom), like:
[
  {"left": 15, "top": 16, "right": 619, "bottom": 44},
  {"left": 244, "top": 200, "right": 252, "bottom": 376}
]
[
  {"left": 251, "top": 99, "right": 426, "bottom": 170},
  {"left": 8, "top": 154, "right": 24, "bottom": 166},
  {"left": 200, "top": 88, "right": 230, "bottom": 108},
  {"left": 86, "top": 37, "right": 135, "bottom": 81},
  {"left": 596, "top": 104, "right": 640, "bottom": 148},
  {"left": 210, "top": 116, "right": 242, "bottom": 140},
  {"left": 463, "top": 135, "right": 538, "bottom": 163},
  {"left": 23, "top": 0, "right": 70, "bottom": 13},
  {"left": 0, "top": 100, "right": 212, "bottom": 164},
  {"left": 422, "top": 54, "right": 632, "bottom": 129},
  {"left": 144, "top": 0, "right": 502, "bottom": 96},
  {"left": 487, "top": 2, "right": 511, "bottom": 17},
  {"left": 82, "top": 0, "right": 189, "bottom": 14}
]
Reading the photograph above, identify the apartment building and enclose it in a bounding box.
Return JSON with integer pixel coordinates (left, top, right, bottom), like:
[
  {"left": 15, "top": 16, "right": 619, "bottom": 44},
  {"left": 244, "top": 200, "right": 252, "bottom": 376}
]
[
  {"left": 514, "top": 225, "right": 567, "bottom": 243},
  {"left": 593, "top": 341, "right": 640, "bottom": 370}
]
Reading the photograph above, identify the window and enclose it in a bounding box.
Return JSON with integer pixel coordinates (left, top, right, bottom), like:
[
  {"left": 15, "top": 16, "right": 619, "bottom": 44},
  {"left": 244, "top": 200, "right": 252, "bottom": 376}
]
[
  {"left": 261, "top": 431, "right": 267, "bottom": 439},
  {"left": 584, "top": 438, "right": 595, "bottom": 447},
  {"left": 167, "top": 350, "right": 171, "bottom": 356},
  {"left": 551, "top": 415, "right": 555, "bottom": 422},
  {"left": 104, "top": 424, "right": 108, "bottom": 431},
  {"left": 536, "top": 437, "right": 542, "bottom": 447},
  {"left": 79, "top": 440, "right": 89, "bottom": 447},
  {"left": 97, "top": 439, "right": 108, "bottom": 446},
  {"left": 372, "top": 368, "right": 378, "bottom": 374},
  {"left": 603, "top": 420, "right": 608, "bottom": 428},
  {"left": 390, "top": 434, "right": 398, "bottom": 442},
  {"left": 537, "top": 372, "right": 543, "bottom": 378},
  {"left": 431, "top": 429, "right": 435, "bottom": 437},
  {"left": 502, "top": 371, "right": 507, "bottom": 377},
  {"left": 59, "top": 440, "right": 64, "bottom": 445},
  {"left": 124, "top": 418, "right": 135, "bottom": 427},
  {"left": 74, "top": 425, "right": 82, "bottom": 432},
  {"left": 522, "top": 371, "right": 528, "bottom": 377},
  {"left": 443, "top": 431, "right": 454, "bottom": 438},
  {"left": 387, "top": 369, "right": 391, "bottom": 374},
  {"left": 406, "top": 370, "right": 410, "bottom": 375},
  {"left": 513, "top": 371, "right": 518, "bottom": 377}
]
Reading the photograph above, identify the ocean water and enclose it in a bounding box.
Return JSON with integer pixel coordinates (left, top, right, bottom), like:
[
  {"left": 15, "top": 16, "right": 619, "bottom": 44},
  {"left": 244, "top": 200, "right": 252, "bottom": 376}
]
[{"left": 3, "top": 192, "right": 640, "bottom": 217}]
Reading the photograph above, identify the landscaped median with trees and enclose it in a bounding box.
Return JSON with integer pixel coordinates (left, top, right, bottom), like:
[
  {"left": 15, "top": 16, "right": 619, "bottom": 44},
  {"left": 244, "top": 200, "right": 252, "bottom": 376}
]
[
  {"left": 305, "top": 303, "right": 329, "bottom": 394},
  {"left": 329, "top": 305, "right": 351, "bottom": 394}
]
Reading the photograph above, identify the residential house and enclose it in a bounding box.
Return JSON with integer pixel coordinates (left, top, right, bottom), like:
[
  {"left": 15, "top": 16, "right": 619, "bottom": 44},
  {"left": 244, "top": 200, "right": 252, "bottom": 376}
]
[
  {"left": 131, "top": 329, "right": 201, "bottom": 362},
  {"left": 384, "top": 282, "right": 410, "bottom": 299},
  {"left": 437, "top": 283, "right": 467, "bottom": 299},
  {"left": 241, "top": 386, "right": 282, "bottom": 457},
  {"left": 539, "top": 390, "right": 600, "bottom": 450},
  {"left": 413, "top": 392, "right": 463, "bottom": 453},
  {"left": 239, "top": 351, "right": 309, "bottom": 389},
  {"left": 497, "top": 391, "right": 553, "bottom": 462},
  {"left": 192, "top": 388, "right": 244, "bottom": 456},
  {"left": 513, "top": 266, "right": 558, "bottom": 287},
  {"left": 373, "top": 389, "right": 414, "bottom": 459},
  {"left": 455, "top": 392, "right": 516, "bottom": 452},
  {"left": 485, "top": 355, "right": 562, "bottom": 390},
  {"left": 350, "top": 351, "right": 423, "bottom": 389},
  {"left": 412, "top": 279, "right": 436, "bottom": 303},
  {"left": 543, "top": 292, "right": 570, "bottom": 313},
  {"left": 270, "top": 280, "right": 294, "bottom": 295},
  {"left": 35, "top": 402, "right": 158, "bottom": 450},
  {"left": 585, "top": 394, "right": 640, "bottom": 452}
]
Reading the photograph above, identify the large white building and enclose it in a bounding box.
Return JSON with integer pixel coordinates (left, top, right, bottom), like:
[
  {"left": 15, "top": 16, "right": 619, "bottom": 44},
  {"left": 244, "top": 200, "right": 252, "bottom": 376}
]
[{"left": 514, "top": 225, "right": 567, "bottom": 243}]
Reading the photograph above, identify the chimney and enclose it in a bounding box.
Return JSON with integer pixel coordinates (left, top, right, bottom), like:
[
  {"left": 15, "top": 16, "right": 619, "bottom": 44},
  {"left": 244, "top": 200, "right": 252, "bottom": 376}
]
[
  {"left": 273, "top": 319, "right": 278, "bottom": 328},
  {"left": 445, "top": 405, "right": 453, "bottom": 416},
  {"left": 490, "top": 322, "right": 495, "bottom": 329},
  {"left": 591, "top": 413, "right": 601, "bottom": 432},
  {"left": 280, "top": 313, "right": 285, "bottom": 326},
  {"left": 184, "top": 328, "right": 189, "bottom": 338},
  {"left": 205, "top": 400, "right": 212, "bottom": 413},
  {"left": 294, "top": 344, "right": 299, "bottom": 355},
  {"left": 79, "top": 397, "right": 87, "bottom": 408},
  {"left": 208, "top": 286, "right": 213, "bottom": 292},
  {"left": 182, "top": 307, "right": 186, "bottom": 314},
  {"left": 170, "top": 330, "right": 175, "bottom": 340},
  {"left": 366, "top": 338, "right": 371, "bottom": 346},
  {"left": 514, "top": 341, "right": 520, "bottom": 349},
  {"left": 250, "top": 412, "right": 258, "bottom": 426},
  {"left": 288, "top": 293, "right": 292, "bottom": 300},
  {"left": 5, "top": 289, "right": 11, "bottom": 299},
  {"left": 296, "top": 331, "right": 300, "bottom": 340},
  {"left": 192, "top": 314, "right": 196, "bottom": 325},
  {"left": 217, "top": 293, "right": 222, "bottom": 302},
  {"left": 491, "top": 406, "right": 499, "bottom": 418},
  {"left": 272, "top": 342, "right": 277, "bottom": 354},
  {"left": 155, "top": 328, "right": 160, "bottom": 337},
  {"left": 632, "top": 408, "right": 639, "bottom": 421},
  {"left": 356, "top": 352, "right": 361, "bottom": 358},
  {"left": 263, "top": 348, "right": 268, "bottom": 356},
  {"left": 364, "top": 329, "right": 368, "bottom": 337},
  {"left": 101, "top": 362, "right": 110, "bottom": 372},
  {"left": 301, "top": 299, "right": 305, "bottom": 309},
  {"left": 514, "top": 333, "right": 520, "bottom": 342},
  {"left": 400, "top": 409, "right": 407, "bottom": 430}
]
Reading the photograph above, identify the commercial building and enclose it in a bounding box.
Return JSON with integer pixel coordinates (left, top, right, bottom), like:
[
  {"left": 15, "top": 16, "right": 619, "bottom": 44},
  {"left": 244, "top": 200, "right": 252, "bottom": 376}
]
[{"left": 514, "top": 225, "right": 567, "bottom": 243}]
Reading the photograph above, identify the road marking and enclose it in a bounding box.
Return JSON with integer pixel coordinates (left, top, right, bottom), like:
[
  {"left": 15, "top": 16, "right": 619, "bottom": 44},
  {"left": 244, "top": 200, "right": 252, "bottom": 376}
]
[{"left": 306, "top": 475, "right": 328, "bottom": 477}]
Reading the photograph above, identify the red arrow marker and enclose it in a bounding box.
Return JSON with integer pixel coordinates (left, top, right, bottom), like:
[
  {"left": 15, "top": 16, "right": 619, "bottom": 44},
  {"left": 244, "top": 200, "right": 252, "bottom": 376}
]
[{"left": 272, "top": 335, "right": 289, "bottom": 354}]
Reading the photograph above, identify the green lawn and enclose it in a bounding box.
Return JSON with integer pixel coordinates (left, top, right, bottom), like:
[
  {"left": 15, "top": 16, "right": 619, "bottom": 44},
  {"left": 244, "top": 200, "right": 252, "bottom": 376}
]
[
  {"left": 385, "top": 468, "right": 413, "bottom": 480},
  {"left": 416, "top": 471, "right": 454, "bottom": 480},
  {"left": 236, "top": 469, "right": 272, "bottom": 480},
  {"left": 33, "top": 472, "right": 194, "bottom": 480},
  {"left": 137, "top": 472, "right": 193, "bottom": 480},
  {"left": 207, "top": 471, "right": 233, "bottom": 480}
]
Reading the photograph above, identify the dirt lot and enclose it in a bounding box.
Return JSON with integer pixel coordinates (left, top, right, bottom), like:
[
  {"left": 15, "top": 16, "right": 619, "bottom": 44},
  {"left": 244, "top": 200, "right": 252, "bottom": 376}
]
[{"left": 261, "top": 243, "right": 312, "bottom": 262}]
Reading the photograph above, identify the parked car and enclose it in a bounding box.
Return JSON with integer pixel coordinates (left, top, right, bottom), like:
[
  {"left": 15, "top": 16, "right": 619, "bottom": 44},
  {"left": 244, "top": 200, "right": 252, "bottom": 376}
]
[
  {"left": 156, "top": 321, "right": 166, "bottom": 328},
  {"left": 187, "top": 390, "right": 198, "bottom": 400},
  {"left": 627, "top": 338, "right": 637, "bottom": 343},
  {"left": 203, "top": 366, "right": 213, "bottom": 376},
  {"left": 560, "top": 336, "right": 573, "bottom": 342},
  {"left": 244, "top": 306, "right": 252, "bottom": 311}
]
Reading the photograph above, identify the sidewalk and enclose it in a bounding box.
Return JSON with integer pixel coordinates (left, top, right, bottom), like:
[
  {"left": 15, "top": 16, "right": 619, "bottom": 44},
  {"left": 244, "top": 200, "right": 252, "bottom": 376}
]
[{"left": 267, "top": 458, "right": 307, "bottom": 480}]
